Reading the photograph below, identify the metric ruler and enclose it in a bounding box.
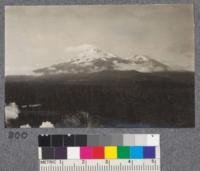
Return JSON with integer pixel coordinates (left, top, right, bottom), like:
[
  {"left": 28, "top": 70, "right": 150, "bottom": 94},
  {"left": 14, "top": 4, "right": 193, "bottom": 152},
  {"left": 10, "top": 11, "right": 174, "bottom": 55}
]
[{"left": 38, "top": 134, "right": 160, "bottom": 171}]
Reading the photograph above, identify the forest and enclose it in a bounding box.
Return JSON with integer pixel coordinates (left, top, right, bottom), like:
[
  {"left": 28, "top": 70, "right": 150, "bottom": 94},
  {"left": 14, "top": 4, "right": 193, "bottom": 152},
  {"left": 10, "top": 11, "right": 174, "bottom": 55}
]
[{"left": 5, "top": 70, "right": 194, "bottom": 128}]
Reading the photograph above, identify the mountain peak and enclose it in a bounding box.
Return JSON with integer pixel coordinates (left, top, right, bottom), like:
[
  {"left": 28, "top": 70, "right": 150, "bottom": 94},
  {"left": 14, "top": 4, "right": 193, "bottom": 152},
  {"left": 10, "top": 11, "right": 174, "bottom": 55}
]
[
  {"left": 34, "top": 46, "right": 169, "bottom": 75},
  {"left": 130, "top": 55, "right": 150, "bottom": 64},
  {"left": 68, "top": 45, "right": 117, "bottom": 65}
]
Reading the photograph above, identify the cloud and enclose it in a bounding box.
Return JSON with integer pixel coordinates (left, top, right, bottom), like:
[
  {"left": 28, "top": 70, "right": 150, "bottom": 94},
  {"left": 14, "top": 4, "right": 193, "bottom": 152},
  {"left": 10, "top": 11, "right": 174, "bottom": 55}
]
[
  {"left": 5, "top": 102, "right": 20, "bottom": 123},
  {"left": 65, "top": 44, "right": 97, "bottom": 53},
  {"left": 6, "top": 6, "right": 194, "bottom": 75},
  {"left": 39, "top": 121, "right": 54, "bottom": 128},
  {"left": 20, "top": 124, "right": 31, "bottom": 128}
]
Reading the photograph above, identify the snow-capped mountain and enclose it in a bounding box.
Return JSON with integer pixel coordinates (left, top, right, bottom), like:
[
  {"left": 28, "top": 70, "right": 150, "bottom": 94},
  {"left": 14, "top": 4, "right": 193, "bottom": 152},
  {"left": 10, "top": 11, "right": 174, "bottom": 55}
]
[
  {"left": 116, "top": 55, "right": 169, "bottom": 72},
  {"left": 34, "top": 45, "right": 169, "bottom": 75}
]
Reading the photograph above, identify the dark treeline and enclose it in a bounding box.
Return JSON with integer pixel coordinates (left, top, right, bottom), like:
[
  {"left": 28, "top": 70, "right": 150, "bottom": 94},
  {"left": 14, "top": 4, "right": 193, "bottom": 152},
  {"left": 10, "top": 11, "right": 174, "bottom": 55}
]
[{"left": 5, "top": 71, "right": 194, "bottom": 127}]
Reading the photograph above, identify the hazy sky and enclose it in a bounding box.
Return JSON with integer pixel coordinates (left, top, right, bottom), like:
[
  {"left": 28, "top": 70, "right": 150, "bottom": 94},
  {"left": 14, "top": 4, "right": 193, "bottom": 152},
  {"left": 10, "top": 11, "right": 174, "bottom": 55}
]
[{"left": 5, "top": 5, "right": 194, "bottom": 75}]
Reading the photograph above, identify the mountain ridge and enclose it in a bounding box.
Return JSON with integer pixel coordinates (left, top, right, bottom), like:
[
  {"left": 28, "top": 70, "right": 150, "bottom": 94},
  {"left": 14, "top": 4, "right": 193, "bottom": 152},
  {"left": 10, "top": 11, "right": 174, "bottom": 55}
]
[{"left": 33, "top": 45, "right": 174, "bottom": 75}]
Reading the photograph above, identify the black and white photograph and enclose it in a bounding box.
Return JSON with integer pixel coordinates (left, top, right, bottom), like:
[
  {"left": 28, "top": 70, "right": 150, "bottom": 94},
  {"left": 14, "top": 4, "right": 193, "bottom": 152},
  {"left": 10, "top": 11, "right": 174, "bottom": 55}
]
[{"left": 5, "top": 5, "right": 194, "bottom": 128}]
